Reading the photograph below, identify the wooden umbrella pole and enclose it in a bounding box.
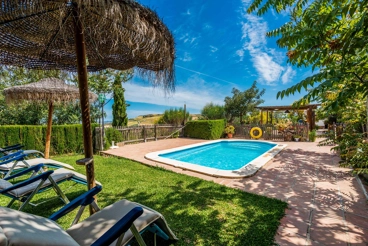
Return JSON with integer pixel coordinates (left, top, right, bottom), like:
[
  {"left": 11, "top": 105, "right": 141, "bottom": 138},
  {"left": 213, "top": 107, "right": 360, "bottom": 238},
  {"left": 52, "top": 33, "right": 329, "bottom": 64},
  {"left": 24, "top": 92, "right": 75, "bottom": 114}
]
[
  {"left": 44, "top": 102, "right": 53, "bottom": 159},
  {"left": 73, "top": 6, "right": 96, "bottom": 198}
]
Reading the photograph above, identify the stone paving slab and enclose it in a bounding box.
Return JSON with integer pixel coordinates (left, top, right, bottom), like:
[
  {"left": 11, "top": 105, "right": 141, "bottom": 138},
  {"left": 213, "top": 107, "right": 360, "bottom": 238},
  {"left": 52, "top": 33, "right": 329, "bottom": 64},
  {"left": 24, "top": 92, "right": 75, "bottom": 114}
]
[{"left": 102, "top": 138, "right": 368, "bottom": 245}]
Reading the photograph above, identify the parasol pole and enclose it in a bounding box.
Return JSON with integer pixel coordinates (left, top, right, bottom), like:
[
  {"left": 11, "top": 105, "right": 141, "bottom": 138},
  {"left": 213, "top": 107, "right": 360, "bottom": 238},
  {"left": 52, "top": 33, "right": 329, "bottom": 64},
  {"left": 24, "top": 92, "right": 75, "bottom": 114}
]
[
  {"left": 72, "top": 5, "right": 96, "bottom": 215},
  {"left": 44, "top": 102, "right": 53, "bottom": 159}
]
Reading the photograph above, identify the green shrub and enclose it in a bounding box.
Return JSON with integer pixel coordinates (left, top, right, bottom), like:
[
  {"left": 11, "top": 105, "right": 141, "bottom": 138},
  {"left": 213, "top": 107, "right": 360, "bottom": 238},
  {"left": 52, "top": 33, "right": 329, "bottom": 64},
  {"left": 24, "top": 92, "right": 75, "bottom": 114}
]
[
  {"left": 105, "top": 127, "right": 123, "bottom": 149},
  {"left": 0, "top": 124, "right": 98, "bottom": 155},
  {"left": 309, "top": 130, "right": 317, "bottom": 142},
  {"left": 184, "top": 120, "right": 225, "bottom": 139},
  {"left": 158, "top": 108, "right": 190, "bottom": 125}
]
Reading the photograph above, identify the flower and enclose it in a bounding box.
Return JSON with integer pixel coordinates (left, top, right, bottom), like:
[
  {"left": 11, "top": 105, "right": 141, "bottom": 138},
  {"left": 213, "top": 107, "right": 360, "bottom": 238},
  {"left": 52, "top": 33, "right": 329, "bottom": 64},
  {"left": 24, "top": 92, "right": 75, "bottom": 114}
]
[{"left": 224, "top": 125, "right": 235, "bottom": 134}]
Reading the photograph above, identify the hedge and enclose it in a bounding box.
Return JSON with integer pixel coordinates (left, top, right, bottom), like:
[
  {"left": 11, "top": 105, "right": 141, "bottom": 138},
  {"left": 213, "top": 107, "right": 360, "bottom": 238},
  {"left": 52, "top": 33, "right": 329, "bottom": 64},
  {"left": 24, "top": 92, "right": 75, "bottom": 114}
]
[
  {"left": 184, "top": 120, "right": 225, "bottom": 139},
  {"left": 0, "top": 124, "right": 98, "bottom": 155}
]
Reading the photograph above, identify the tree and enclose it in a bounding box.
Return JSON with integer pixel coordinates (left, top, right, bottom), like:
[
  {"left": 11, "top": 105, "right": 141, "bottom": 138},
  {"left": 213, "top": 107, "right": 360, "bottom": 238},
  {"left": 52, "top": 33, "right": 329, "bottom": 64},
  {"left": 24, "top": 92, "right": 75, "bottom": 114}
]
[
  {"left": 247, "top": 0, "right": 368, "bottom": 109},
  {"left": 248, "top": 0, "right": 368, "bottom": 173},
  {"left": 85, "top": 69, "right": 133, "bottom": 126},
  {"left": 201, "top": 103, "right": 225, "bottom": 120},
  {"left": 158, "top": 108, "right": 190, "bottom": 125},
  {"left": 224, "top": 81, "right": 265, "bottom": 123},
  {"left": 111, "top": 70, "right": 133, "bottom": 126}
]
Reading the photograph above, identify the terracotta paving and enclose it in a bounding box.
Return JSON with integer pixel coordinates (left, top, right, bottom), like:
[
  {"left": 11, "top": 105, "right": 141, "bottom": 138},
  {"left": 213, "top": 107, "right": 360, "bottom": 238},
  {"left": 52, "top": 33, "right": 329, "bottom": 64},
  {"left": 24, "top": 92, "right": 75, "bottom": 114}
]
[{"left": 102, "top": 138, "right": 368, "bottom": 245}]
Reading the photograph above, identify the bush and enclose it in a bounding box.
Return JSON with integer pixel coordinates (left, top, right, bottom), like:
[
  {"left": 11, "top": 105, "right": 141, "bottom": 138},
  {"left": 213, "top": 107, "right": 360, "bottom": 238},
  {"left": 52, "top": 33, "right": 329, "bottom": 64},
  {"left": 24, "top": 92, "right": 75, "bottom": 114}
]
[
  {"left": 309, "top": 130, "right": 317, "bottom": 142},
  {"left": 184, "top": 120, "right": 225, "bottom": 139},
  {"left": 0, "top": 124, "right": 98, "bottom": 155},
  {"left": 104, "top": 127, "right": 124, "bottom": 149},
  {"left": 158, "top": 108, "right": 190, "bottom": 125}
]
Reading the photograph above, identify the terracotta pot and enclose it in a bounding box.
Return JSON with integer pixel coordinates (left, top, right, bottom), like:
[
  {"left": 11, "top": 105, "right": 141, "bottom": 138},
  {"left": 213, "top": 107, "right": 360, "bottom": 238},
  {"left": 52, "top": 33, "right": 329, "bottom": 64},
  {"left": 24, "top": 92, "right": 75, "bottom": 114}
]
[{"left": 227, "top": 133, "right": 233, "bottom": 138}]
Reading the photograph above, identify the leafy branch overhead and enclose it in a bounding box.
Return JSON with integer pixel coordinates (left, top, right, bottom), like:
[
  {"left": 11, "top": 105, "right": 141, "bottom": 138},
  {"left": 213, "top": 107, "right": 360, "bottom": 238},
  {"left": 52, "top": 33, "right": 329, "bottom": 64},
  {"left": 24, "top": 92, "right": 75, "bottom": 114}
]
[{"left": 248, "top": 0, "right": 368, "bottom": 109}]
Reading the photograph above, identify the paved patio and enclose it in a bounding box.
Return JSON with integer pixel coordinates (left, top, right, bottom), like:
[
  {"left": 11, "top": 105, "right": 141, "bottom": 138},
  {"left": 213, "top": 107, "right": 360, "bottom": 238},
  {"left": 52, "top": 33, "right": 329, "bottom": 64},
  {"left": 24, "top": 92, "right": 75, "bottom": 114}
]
[{"left": 103, "top": 138, "right": 368, "bottom": 245}]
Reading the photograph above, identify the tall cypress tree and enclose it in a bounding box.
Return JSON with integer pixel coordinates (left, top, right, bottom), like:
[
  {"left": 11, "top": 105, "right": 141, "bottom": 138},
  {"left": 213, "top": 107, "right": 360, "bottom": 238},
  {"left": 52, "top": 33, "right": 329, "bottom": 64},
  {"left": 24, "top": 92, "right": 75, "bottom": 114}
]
[
  {"left": 111, "top": 70, "right": 133, "bottom": 126},
  {"left": 112, "top": 80, "right": 128, "bottom": 126}
]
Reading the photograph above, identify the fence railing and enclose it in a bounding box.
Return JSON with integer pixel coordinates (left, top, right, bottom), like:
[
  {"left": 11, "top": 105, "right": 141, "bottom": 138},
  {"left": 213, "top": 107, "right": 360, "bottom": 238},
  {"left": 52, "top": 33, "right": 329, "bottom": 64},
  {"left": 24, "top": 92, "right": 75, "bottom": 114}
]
[
  {"left": 233, "top": 123, "right": 309, "bottom": 141},
  {"left": 95, "top": 124, "right": 184, "bottom": 150}
]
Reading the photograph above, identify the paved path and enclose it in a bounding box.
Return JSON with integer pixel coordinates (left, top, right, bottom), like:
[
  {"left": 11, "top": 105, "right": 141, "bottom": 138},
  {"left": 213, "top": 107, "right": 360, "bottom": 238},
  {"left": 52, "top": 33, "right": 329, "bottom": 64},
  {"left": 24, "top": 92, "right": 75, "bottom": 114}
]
[{"left": 103, "top": 138, "right": 368, "bottom": 245}]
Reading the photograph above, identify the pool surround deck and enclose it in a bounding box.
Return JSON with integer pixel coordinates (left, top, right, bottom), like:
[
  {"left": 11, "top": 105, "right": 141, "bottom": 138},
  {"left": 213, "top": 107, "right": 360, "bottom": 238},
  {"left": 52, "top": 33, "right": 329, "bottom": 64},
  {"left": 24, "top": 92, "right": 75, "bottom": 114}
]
[
  {"left": 145, "top": 139, "right": 287, "bottom": 178},
  {"left": 102, "top": 138, "right": 368, "bottom": 245}
]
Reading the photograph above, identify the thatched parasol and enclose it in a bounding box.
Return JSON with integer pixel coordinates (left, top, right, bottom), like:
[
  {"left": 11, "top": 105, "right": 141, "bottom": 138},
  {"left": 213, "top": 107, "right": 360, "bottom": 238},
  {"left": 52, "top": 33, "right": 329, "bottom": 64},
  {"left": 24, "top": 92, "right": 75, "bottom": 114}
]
[
  {"left": 3, "top": 78, "right": 97, "bottom": 159},
  {"left": 0, "top": 0, "right": 175, "bottom": 197}
]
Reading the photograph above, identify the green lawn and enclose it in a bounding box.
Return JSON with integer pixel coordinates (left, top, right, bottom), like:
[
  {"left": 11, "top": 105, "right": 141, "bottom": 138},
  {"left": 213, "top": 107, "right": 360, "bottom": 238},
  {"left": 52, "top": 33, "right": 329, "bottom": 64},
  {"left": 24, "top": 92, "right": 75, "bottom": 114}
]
[{"left": 0, "top": 155, "right": 287, "bottom": 246}]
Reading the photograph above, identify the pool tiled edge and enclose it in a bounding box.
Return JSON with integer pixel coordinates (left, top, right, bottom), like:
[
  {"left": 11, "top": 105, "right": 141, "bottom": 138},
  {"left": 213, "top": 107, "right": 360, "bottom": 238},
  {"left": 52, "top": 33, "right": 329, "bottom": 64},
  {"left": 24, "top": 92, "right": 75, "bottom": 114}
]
[{"left": 145, "top": 139, "right": 287, "bottom": 178}]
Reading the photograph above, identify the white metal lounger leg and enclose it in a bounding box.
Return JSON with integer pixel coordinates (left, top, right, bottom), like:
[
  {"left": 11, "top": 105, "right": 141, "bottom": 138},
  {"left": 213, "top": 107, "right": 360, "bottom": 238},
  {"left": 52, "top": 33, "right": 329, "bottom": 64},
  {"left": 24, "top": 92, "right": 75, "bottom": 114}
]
[
  {"left": 7, "top": 198, "right": 16, "bottom": 208},
  {"left": 3, "top": 159, "right": 26, "bottom": 179},
  {"left": 127, "top": 224, "right": 147, "bottom": 246},
  {"left": 18, "top": 179, "right": 48, "bottom": 211},
  {"left": 71, "top": 201, "right": 101, "bottom": 226},
  {"left": 48, "top": 176, "right": 70, "bottom": 204}
]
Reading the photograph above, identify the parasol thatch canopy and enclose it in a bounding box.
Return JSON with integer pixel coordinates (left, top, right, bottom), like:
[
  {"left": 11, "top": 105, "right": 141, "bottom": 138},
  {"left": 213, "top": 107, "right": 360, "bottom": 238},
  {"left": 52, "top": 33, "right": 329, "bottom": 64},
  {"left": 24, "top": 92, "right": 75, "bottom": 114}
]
[
  {"left": 3, "top": 77, "right": 97, "bottom": 104},
  {"left": 0, "top": 0, "right": 175, "bottom": 91},
  {"left": 0, "top": 0, "right": 176, "bottom": 205},
  {"left": 3, "top": 77, "right": 97, "bottom": 159}
]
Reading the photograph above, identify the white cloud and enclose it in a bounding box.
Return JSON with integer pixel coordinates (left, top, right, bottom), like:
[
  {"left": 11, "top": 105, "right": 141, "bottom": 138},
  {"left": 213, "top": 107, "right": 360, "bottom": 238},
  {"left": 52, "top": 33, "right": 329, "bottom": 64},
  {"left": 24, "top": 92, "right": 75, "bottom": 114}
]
[
  {"left": 252, "top": 52, "right": 283, "bottom": 84},
  {"left": 183, "top": 9, "right": 191, "bottom": 16},
  {"left": 209, "top": 45, "right": 218, "bottom": 53},
  {"left": 241, "top": 0, "right": 252, "bottom": 4},
  {"left": 180, "top": 52, "right": 192, "bottom": 62},
  {"left": 237, "top": 2, "right": 295, "bottom": 86},
  {"left": 236, "top": 49, "right": 244, "bottom": 61},
  {"left": 123, "top": 77, "right": 224, "bottom": 111},
  {"left": 281, "top": 66, "right": 296, "bottom": 84},
  {"left": 202, "top": 23, "right": 212, "bottom": 30}
]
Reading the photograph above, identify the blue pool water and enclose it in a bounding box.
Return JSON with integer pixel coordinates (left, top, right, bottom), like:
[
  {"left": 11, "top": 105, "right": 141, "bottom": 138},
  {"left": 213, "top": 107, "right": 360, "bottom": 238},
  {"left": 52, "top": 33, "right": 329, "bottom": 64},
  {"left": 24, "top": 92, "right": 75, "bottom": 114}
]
[{"left": 159, "top": 141, "right": 277, "bottom": 170}]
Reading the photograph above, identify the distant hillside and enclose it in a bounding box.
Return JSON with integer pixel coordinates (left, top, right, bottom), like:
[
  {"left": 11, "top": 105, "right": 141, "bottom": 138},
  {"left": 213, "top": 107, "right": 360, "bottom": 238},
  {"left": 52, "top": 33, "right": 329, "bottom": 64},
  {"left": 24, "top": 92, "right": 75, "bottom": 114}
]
[
  {"left": 128, "top": 114, "right": 161, "bottom": 126},
  {"left": 127, "top": 113, "right": 201, "bottom": 126}
]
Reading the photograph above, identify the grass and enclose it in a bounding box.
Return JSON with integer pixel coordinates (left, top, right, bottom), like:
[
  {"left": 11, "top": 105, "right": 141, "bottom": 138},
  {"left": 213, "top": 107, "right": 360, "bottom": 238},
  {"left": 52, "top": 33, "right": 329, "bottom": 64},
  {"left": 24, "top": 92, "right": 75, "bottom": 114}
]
[{"left": 0, "top": 155, "right": 287, "bottom": 246}]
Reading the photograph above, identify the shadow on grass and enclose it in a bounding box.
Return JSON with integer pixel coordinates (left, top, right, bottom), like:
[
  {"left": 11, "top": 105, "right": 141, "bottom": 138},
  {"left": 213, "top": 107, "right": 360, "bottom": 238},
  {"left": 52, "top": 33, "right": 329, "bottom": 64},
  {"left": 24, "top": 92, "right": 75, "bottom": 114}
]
[
  {"left": 10, "top": 155, "right": 288, "bottom": 246},
  {"left": 96, "top": 166, "right": 287, "bottom": 246}
]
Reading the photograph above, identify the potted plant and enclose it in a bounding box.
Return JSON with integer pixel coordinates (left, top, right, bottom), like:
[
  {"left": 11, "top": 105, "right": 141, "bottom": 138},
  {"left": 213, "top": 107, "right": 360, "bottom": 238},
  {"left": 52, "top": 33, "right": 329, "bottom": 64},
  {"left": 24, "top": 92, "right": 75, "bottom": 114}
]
[
  {"left": 224, "top": 125, "right": 235, "bottom": 138},
  {"left": 293, "top": 134, "right": 301, "bottom": 142}
]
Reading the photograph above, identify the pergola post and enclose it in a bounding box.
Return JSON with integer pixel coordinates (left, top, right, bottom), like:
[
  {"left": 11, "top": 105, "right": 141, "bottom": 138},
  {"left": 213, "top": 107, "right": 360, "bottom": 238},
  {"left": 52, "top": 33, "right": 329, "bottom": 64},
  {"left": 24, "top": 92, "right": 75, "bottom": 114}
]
[
  {"left": 260, "top": 110, "right": 263, "bottom": 124},
  {"left": 307, "top": 106, "right": 313, "bottom": 131}
]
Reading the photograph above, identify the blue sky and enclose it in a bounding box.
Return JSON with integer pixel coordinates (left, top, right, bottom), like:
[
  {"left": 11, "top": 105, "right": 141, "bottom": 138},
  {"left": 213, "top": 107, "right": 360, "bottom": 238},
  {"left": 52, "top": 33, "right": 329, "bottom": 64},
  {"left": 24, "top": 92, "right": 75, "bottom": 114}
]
[{"left": 105, "top": 0, "right": 312, "bottom": 120}]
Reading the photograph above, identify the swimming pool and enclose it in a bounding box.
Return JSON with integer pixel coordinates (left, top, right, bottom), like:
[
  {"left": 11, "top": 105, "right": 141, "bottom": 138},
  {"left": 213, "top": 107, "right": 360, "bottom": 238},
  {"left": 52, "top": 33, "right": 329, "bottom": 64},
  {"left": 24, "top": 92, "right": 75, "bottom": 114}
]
[{"left": 145, "top": 139, "right": 287, "bottom": 178}]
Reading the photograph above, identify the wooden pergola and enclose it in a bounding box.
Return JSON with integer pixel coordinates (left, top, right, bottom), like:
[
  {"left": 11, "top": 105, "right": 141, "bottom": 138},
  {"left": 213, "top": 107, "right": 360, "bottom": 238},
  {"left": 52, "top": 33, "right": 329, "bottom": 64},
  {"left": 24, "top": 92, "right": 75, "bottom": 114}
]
[{"left": 256, "top": 104, "right": 320, "bottom": 131}]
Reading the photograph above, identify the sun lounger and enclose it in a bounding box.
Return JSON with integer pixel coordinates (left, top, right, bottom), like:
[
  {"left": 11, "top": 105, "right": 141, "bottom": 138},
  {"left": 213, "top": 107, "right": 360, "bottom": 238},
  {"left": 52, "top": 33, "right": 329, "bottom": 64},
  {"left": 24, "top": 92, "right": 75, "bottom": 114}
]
[
  {"left": 0, "top": 185, "right": 178, "bottom": 246},
  {"left": 0, "top": 164, "right": 101, "bottom": 210},
  {"left": 0, "top": 151, "right": 75, "bottom": 178},
  {"left": 0, "top": 143, "right": 44, "bottom": 157}
]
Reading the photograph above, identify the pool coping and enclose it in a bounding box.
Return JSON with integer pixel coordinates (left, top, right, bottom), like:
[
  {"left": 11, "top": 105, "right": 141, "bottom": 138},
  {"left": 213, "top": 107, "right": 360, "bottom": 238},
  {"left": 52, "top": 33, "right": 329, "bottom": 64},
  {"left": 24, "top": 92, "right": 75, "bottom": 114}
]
[{"left": 145, "top": 139, "right": 287, "bottom": 178}]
